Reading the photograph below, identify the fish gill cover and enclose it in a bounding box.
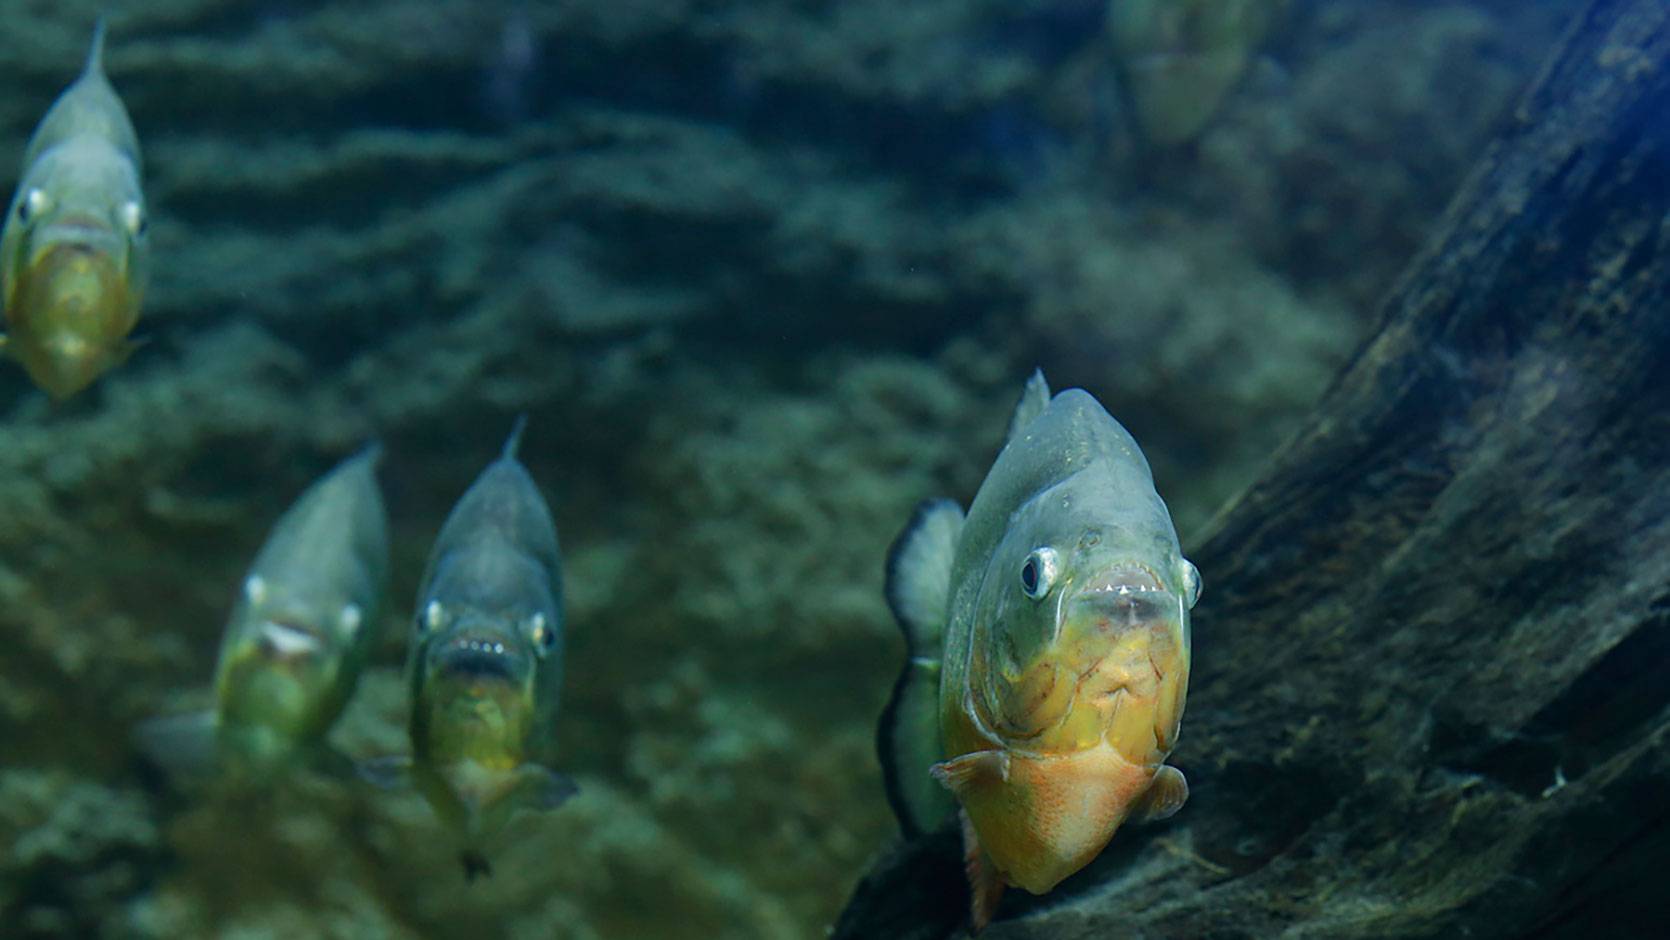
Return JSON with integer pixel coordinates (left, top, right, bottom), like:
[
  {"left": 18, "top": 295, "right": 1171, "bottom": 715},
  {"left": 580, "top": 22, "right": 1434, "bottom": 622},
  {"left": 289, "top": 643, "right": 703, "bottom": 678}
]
[{"left": 0, "top": 1, "right": 1580, "bottom": 938}]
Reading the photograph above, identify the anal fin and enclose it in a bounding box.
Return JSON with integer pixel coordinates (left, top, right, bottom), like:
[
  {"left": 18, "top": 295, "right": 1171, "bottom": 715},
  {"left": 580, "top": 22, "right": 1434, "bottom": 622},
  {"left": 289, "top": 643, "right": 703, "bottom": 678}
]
[
  {"left": 1130, "top": 764, "right": 1188, "bottom": 824},
  {"left": 961, "top": 809, "right": 1005, "bottom": 935},
  {"left": 461, "top": 849, "right": 492, "bottom": 881}
]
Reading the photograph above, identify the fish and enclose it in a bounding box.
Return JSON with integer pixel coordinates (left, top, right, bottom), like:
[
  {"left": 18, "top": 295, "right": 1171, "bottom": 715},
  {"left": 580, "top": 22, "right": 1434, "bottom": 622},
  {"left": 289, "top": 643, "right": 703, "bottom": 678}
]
[
  {"left": 1106, "top": 0, "right": 1286, "bottom": 147},
  {"left": 0, "top": 19, "right": 149, "bottom": 399},
  {"left": 877, "top": 370, "right": 1200, "bottom": 932},
  {"left": 137, "top": 444, "right": 390, "bottom": 777},
  {"left": 366, "top": 417, "right": 575, "bottom": 879}
]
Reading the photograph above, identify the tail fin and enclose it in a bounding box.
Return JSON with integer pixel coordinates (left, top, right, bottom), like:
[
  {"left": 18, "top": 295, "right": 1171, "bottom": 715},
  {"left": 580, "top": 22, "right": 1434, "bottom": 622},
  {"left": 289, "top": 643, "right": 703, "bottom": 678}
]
[
  {"left": 877, "top": 498, "right": 964, "bottom": 836},
  {"left": 501, "top": 414, "right": 528, "bottom": 460},
  {"left": 85, "top": 17, "right": 108, "bottom": 77}
]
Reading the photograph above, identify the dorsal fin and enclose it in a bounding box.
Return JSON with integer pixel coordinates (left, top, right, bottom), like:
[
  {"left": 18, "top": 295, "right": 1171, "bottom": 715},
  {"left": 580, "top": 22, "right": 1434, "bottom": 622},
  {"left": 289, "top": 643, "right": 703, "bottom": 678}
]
[
  {"left": 1003, "top": 369, "right": 1051, "bottom": 447},
  {"left": 501, "top": 414, "right": 528, "bottom": 460},
  {"left": 84, "top": 18, "right": 108, "bottom": 78},
  {"left": 353, "top": 439, "right": 385, "bottom": 468}
]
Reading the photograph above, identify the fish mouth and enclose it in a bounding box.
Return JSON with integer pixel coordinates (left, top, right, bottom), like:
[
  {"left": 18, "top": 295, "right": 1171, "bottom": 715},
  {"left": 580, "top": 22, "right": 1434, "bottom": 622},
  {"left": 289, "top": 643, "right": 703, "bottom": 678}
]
[
  {"left": 430, "top": 631, "right": 531, "bottom": 684},
  {"left": 1069, "top": 566, "right": 1178, "bottom": 634},
  {"left": 34, "top": 214, "right": 121, "bottom": 247},
  {"left": 257, "top": 618, "right": 328, "bottom": 662}
]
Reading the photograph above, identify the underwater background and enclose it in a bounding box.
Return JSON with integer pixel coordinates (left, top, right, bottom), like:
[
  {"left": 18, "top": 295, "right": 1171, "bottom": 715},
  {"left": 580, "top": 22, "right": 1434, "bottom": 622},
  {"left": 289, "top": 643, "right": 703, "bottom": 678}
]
[{"left": 0, "top": 1, "right": 1591, "bottom": 938}]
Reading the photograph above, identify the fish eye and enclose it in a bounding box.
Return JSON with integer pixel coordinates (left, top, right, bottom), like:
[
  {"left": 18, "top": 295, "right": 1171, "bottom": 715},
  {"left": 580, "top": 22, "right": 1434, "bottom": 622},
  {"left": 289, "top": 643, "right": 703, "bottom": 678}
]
[
  {"left": 17, "top": 189, "right": 49, "bottom": 225},
  {"left": 1181, "top": 559, "right": 1202, "bottom": 610},
  {"left": 1020, "top": 547, "right": 1058, "bottom": 600},
  {"left": 530, "top": 612, "right": 555, "bottom": 654},
  {"left": 420, "top": 600, "right": 446, "bottom": 633},
  {"left": 338, "top": 603, "right": 363, "bottom": 636},
  {"left": 243, "top": 575, "right": 267, "bottom": 606},
  {"left": 120, "top": 201, "right": 146, "bottom": 237}
]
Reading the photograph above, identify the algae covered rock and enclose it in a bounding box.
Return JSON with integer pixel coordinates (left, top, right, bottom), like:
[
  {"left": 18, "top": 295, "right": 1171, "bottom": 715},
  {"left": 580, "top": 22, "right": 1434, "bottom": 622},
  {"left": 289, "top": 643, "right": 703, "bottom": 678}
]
[{"left": 0, "top": 770, "right": 161, "bottom": 938}]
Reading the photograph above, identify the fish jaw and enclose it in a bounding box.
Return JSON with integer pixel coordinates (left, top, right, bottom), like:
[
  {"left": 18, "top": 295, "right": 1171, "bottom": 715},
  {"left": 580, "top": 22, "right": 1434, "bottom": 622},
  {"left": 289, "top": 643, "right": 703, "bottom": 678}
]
[
  {"left": 4, "top": 239, "right": 139, "bottom": 398},
  {"left": 213, "top": 651, "right": 334, "bottom": 758},
  {"left": 936, "top": 741, "right": 1155, "bottom": 895},
  {"left": 418, "top": 626, "right": 538, "bottom": 769},
  {"left": 980, "top": 565, "right": 1190, "bottom": 767}
]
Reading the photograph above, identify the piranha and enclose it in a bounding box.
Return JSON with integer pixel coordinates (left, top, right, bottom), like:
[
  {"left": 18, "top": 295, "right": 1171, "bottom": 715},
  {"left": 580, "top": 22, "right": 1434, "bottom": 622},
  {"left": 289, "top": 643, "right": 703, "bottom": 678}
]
[
  {"left": 369, "top": 417, "right": 575, "bottom": 879},
  {"left": 138, "top": 445, "right": 389, "bottom": 776},
  {"left": 877, "top": 371, "right": 1200, "bottom": 932},
  {"left": 1106, "top": 0, "right": 1286, "bottom": 147},
  {"left": 0, "top": 20, "right": 149, "bottom": 399}
]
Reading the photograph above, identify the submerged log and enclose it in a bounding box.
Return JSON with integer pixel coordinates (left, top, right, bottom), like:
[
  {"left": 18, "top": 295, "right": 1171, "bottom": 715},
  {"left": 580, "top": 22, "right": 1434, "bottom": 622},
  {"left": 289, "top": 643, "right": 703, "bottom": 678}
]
[{"left": 835, "top": 0, "right": 1670, "bottom": 936}]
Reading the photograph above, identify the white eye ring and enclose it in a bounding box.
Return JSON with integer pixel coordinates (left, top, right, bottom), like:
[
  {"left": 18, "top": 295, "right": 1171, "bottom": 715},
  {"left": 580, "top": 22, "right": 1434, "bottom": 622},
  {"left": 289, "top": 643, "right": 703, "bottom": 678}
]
[
  {"left": 338, "top": 603, "right": 363, "bottom": 636},
  {"left": 1180, "top": 559, "right": 1202, "bottom": 609},
  {"left": 1020, "top": 547, "right": 1058, "bottom": 600},
  {"left": 19, "top": 188, "right": 50, "bottom": 224},
  {"left": 243, "top": 575, "right": 267, "bottom": 605},
  {"left": 120, "top": 200, "right": 146, "bottom": 237},
  {"left": 422, "top": 600, "right": 445, "bottom": 632}
]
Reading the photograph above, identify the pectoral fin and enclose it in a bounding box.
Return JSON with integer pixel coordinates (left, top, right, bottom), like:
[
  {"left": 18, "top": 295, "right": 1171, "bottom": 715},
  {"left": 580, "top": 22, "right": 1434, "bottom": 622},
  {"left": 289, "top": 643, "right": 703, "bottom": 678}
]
[
  {"left": 475, "top": 763, "right": 579, "bottom": 838},
  {"left": 510, "top": 763, "right": 579, "bottom": 812},
  {"left": 1129, "top": 764, "right": 1188, "bottom": 824},
  {"left": 132, "top": 710, "right": 219, "bottom": 781},
  {"left": 930, "top": 749, "right": 1010, "bottom": 797},
  {"left": 305, "top": 744, "right": 362, "bottom": 782},
  {"left": 116, "top": 335, "right": 149, "bottom": 365},
  {"left": 355, "top": 754, "right": 414, "bottom": 791}
]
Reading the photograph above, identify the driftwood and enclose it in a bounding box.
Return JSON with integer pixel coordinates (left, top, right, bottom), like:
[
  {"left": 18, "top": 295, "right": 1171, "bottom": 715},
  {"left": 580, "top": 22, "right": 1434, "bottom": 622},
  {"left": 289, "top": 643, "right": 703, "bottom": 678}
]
[{"left": 834, "top": 0, "right": 1670, "bottom": 936}]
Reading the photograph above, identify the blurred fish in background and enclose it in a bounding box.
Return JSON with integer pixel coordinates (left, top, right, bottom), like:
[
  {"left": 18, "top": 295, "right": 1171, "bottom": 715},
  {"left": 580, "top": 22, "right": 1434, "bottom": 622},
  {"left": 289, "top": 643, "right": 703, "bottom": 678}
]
[
  {"left": 137, "top": 445, "right": 389, "bottom": 779},
  {"left": 0, "top": 20, "right": 148, "bottom": 399},
  {"left": 1106, "top": 0, "right": 1288, "bottom": 147}
]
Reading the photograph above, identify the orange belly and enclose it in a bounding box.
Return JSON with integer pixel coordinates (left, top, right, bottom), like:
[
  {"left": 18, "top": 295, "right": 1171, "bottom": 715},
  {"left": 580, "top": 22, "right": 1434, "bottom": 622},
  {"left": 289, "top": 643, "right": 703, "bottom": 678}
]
[{"left": 959, "top": 742, "right": 1155, "bottom": 894}]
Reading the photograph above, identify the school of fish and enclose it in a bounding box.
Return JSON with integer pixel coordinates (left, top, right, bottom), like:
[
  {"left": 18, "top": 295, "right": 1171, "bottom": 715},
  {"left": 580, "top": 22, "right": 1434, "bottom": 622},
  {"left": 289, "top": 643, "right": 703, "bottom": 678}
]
[{"left": 11, "top": 19, "right": 1204, "bottom": 932}]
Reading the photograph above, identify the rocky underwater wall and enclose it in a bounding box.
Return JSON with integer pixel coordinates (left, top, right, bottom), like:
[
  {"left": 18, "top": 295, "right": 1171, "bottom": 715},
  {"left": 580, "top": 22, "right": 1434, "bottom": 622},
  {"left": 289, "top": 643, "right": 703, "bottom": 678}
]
[{"left": 0, "top": 2, "right": 1574, "bottom": 937}]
